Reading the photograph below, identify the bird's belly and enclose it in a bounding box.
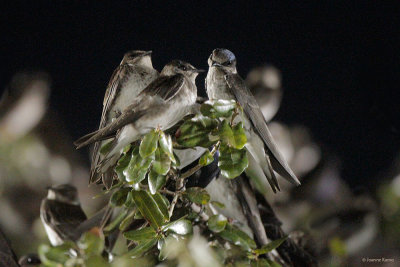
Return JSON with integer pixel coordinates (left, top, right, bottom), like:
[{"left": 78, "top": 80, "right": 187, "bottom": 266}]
[
  {"left": 136, "top": 104, "right": 190, "bottom": 133},
  {"left": 43, "top": 223, "right": 63, "bottom": 246}
]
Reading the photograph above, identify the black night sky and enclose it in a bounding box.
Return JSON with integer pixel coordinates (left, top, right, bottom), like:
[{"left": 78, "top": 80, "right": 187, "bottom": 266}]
[{"left": 2, "top": 1, "right": 400, "bottom": 192}]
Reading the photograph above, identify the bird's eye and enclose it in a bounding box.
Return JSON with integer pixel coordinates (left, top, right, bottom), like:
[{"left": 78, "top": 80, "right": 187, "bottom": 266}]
[
  {"left": 180, "top": 65, "right": 187, "bottom": 71},
  {"left": 223, "top": 60, "right": 232, "bottom": 66}
]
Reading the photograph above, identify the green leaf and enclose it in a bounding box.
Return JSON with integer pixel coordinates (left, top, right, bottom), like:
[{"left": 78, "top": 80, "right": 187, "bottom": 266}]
[
  {"left": 200, "top": 100, "right": 237, "bottom": 118},
  {"left": 266, "top": 260, "right": 282, "bottom": 267},
  {"left": 159, "top": 132, "right": 175, "bottom": 163},
  {"left": 119, "top": 210, "right": 137, "bottom": 231},
  {"left": 157, "top": 238, "right": 167, "bottom": 261},
  {"left": 139, "top": 129, "right": 159, "bottom": 158},
  {"left": 131, "top": 190, "right": 168, "bottom": 230},
  {"left": 251, "top": 259, "right": 271, "bottom": 267},
  {"left": 162, "top": 217, "right": 193, "bottom": 235},
  {"left": 210, "top": 201, "right": 225, "bottom": 209},
  {"left": 124, "top": 149, "right": 154, "bottom": 184},
  {"left": 254, "top": 237, "right": 287, "bottom": 255},
  {"left": 115, "top": 152, "right": 131, "bottom": 181},
  {"left": 85, "top": 255, "right": 110, "bottom": 267},
  {"left": 219, "top": 120, "right": 247, "bottom": 149},
  {"left": 148, "top": 169, "right": 167, "bottom": 194},
  {"left": 123, "top": 227, "right": 158, "bottom": 242},
  {"left": 177, "top": 116, "right": 219, "bottom": 148},
  {"left": 153, "top": 148, "right": 171, "bottom": 175},
  {"left": 207, "top": 214, "right": 227, "bottom": 233},
  {"left": 219, "top": 224, "right": 257, "bottom": 251},
  {"left": 232, "top": 122, "right": 247, "bottom": 149},
  {"left": 110, "top": 187, "right": 130, "bottom": 207},
  {"left": 104, "top": 209, "right": 128, "bottom": 232},
  {"left": 153, "top": 192, "right": 169, "bottom": 220},
  {"left": 77, "top": 227, "right": 105, "bottom": 255},
  {"left": 212, "top": 99, "right": 237, "bottom": 117},
  {"left": 38, "top": 243, "right": 74, "bottom": 265},
  {"left": 199, "top": 103, "right": 215, "bottom": 117},
  {"left": 123, "top": 237, "right": 158, "bottom": 258},
  {"left": 199, "top": 150, "right": 214, "bottom": 166},
  {"left": 183, "top": 187, "right": 210, "bottom": 205},
  {"left": 218, "top": 144, "right": 249, "bottom": 179},
  {"left": 124, "top": 191, "right": 135, "bottom": 208}
]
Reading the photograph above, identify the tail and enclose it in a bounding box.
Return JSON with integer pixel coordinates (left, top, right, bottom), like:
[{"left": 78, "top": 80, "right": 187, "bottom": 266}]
[
  {"left": 74, "top": 129, "right": 115, "bottom": 149},
  {"left": 74, "top": 130, "right": 100, "bottom": 149},
  {"left": 245, "top": 137, "right": 281, "bottom": 194}
]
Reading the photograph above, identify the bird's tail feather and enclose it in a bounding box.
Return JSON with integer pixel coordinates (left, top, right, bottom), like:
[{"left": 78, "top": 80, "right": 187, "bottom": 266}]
[
  {"left": 269, "top": 155, "right": 301, "bottom": 186},
  {"left": 74, "top": 130, "right": 115, "bottom": 149},
  {"left": 74, "top": 130, "right": 100, "bottom": 149}
]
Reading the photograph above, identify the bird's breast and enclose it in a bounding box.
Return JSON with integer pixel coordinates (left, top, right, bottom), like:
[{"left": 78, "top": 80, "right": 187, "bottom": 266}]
[{"left": 206, "top": 68, "right": 235, "bottom": 101}]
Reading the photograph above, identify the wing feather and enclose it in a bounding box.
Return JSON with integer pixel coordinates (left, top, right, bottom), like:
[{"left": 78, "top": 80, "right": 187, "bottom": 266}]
[{"left": 224, "top": 73, "right": 300, "bottom": 185}]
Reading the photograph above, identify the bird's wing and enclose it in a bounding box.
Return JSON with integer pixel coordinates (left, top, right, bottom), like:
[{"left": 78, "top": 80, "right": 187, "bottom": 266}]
[
  {"left": 100, "top": 65, "right": 128, "bottom": 128},
  {"left": 75, "top": 74, "right": 185, "bottom": 149},
  {"left": 105, "top": 74, "right": 185, "bottom": 131},
  {"left": 50, "top": 201, "right": 87, "bottom": 227},
  {"left": 140, "top": 74, "right": 185, "bottom": 102},
  {"left": 90, "top": 65, "right": 127, "bottom": 176},
  {"left": 224, "top": 73, "right": 300, "bottom": 185}
]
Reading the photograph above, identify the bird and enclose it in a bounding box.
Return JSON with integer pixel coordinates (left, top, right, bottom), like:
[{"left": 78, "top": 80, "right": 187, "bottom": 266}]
[
  {"left": 90, "top": 50, "right": 159, "bottom": 188},
  {"left": 205, "top": 48, "right": 300, "bottom": 193},
  {"left": 40, "top": 184, "right": 87, "bottom": 246},
  {"left": 75, "top": 60, "right": 203, "bottom": 174},
  {"left": 245, "top": 65, "right": 283, "bottom": 122}
]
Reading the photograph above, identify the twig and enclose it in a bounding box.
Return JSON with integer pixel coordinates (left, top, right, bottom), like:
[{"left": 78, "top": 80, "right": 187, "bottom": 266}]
[
  {"left": 160, "top": 189, "right": 176, "bottom": 196},
  {"left": 168, "top": 193, "right": 179, "bottom": 218},
  {"left": 180, "top": 165, "right": 202, "bottom": 179},
  {"left": 191, "top": 203, "right": 209, "bottom": 221}
]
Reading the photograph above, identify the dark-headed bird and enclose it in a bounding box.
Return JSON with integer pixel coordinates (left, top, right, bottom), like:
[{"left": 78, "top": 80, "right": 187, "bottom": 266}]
[
  {"left": 90, "top": 50, "right": 159, "bottom": 188},
  {"left": 75, "top": 60, "right": 203, "bottom": 176},
  {"left": 205, "top": 48, "right": 300, "bottom": 193}
]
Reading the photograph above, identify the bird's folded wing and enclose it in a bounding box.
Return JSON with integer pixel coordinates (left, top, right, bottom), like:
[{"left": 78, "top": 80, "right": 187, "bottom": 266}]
[
  {"left": 224, "top": 73, "right": 300, "bottom": 185},
  {"left": 91, "top": 65, "right": 125, "bottom": 180},
  {"left": 140, "top": 74, "right": 185, "bottom": 102}
]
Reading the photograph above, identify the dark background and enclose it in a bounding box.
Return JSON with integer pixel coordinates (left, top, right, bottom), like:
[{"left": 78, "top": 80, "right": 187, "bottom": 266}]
[{"left": 2, "top": 1, "right": 399, "bottom": 192}]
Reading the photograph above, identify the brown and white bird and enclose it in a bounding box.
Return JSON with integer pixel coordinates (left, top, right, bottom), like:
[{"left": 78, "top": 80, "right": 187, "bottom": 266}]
[
  {"left": 205, "top": 48, "right": 300, "bottom": 193},
  {"left": 90, "top": 50, "right": 159, "bottom": 188},
  {"left": 75, "top": 60, "right": 203, "bottom": 174}
]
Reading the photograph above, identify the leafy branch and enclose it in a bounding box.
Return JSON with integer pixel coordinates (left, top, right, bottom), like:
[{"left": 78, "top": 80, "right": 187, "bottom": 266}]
[{"left": 38, "top": 100, "right": 287, "bottom": 266}]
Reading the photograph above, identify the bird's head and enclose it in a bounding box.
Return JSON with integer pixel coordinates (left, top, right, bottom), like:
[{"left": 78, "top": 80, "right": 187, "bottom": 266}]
[
  {"left": 161, "top": 60, "right": 204, "bottom": 81},
  {"left": 208, "top": 48, "right": 237, "bottom": 73},
  {"left": 46, "top": 184, "right": 79, "bottom": 204},
  {"left": 121, "top": 50, "right": 153, "bottom": 68}
]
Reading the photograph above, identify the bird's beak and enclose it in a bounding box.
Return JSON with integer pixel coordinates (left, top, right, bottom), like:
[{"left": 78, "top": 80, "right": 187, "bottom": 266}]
[
  {"left": 142, "top": 50, "right": 152, "bottom": 57},
  {"left": 212, "top": 62, "right": 223, "bottom": 68}
]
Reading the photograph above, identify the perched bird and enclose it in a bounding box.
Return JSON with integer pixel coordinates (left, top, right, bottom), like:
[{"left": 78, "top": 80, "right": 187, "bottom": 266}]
[
  {"left": 91, "top": 50, "right": 159, "bottom": 188},
  {"left": 75, "top": 60, "right": 203, "bottom": 173},
  {"left": 245, "top": 65, "right": 283, "bottom": 122},
  {"left": 40, "top": 184, "right": 87, "bottom": 246},
  {"left": 205, "top": 48, "right": 300, "bottom": 193}
]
